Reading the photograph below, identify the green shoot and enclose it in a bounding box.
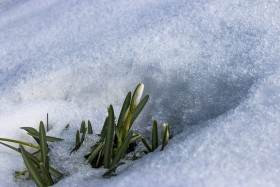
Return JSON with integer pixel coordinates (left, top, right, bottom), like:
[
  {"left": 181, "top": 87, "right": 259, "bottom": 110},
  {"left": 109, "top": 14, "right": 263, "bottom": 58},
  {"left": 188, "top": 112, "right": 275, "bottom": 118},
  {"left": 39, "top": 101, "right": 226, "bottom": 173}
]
[
  {"left": 104, "top": 105, "right": 115, "bottom": 168},
  {"left": 141, "top": 121, "right": 171, "bottom": 152},
  {"left": 161, "top": 123, "right": 170, "bottom": 151},
  {"left": 20, "top": 145, "right": 46, "bottom": 187},
  {"left": 88, "top": 120, "right": 93, "bottom": 134},
  {"left": 84, "top": 83, "right": 168, "bottom": 177},
  {"left": 71, "top": 120, "right": 91, "bottom": 153},
  {"left": 0, "top": 120, "right": 63, "bottom": 186},
  {"left": 152, "top": 120, "right": 158, "bottom": 150},
  {"left": 141, "top": 137, "right": 152, "bottom": 152}
]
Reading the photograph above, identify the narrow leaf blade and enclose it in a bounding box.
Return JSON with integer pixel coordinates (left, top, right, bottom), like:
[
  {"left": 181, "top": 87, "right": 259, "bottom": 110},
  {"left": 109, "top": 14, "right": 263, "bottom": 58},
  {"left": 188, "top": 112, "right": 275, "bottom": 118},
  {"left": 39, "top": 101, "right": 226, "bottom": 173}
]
[
  {"left": 116, "top": 92, "right": 131, "bottom": 131},
  {"left": 0, "top": 138, "right": 39, "bottom": 149},
  {"left": 76, "top": 130, "right": 80, "bottom": 146},
  {"left": 0, "top": 141, "right": 19, "bottom": 152},
  {"left": 81, "top": 130, "right": 86, "bottom": 144},
  {"left": 39, "top": 121, "right": 48, "bottom": 169},
  {"left": 27, "top": 133, "right": 64, "bottom": 142},
  {"left": 8, "top": 146, "right": 63, "bottom": 179},
  {"left": 21, "top": 127, "right": 40, "bottom": 143},
  {"left": 21, "top": 127, "right": 39, "bottom": 134},
  {"left": 103, "top": 162, "right": 125, "bottom": 178},
  {"left": 86, "top": 141, "right": 105, "bottom": 163},
  {"left": 29, "top": 151, "right": 63, "bottom": 179},
  {"left": 100, "top": 117, "right": 108, "bottom": 142},
  {"left": 80, "top": 121, "right": 86, "bottom": 134},
  {"left": 161, "top": 123, "right": 170, "bottom": 151},
  {"left": 129, "top": 134, "right": 141, "bottom": 144},
  {"left": 111, "top": 130, "right": 133, "bottom": 167},
  {"left": 104, "top": 105, "right": 115, "bottom": 168},
  {"left": 19, "top": 145, "right": 45, "bottom": 187},
  {"left": 130, "top": 95, "right": 149, "bottom": 127},
  {"left": 71, "top": 130, "right": 81, "bottom": 153},
  {"left": 88, "top": 120, "right": 93, "bottom": 134},
  {"left": 39, "top": 162, "right": 54, "bottom": 186},
  {"left": 152, "top": 120, "right": 159, "bottom": 151},
  {"left": 141, "top": 137, "right": 152, "bottom": 152}
]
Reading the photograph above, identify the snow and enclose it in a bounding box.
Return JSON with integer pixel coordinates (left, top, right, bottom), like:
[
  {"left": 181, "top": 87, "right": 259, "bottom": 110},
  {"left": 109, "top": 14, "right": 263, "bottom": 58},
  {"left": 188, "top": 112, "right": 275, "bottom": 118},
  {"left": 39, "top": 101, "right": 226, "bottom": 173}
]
[{"left": 0, "top": 0, "right": 280, "bottom": 186}]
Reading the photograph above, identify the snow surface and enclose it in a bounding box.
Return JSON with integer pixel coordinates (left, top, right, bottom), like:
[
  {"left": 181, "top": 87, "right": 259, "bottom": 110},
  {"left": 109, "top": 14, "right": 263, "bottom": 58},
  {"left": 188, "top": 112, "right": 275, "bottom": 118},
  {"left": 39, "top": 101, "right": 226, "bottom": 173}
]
[{"left": 0, "top": 0, "right": 280, "bottom": 186}]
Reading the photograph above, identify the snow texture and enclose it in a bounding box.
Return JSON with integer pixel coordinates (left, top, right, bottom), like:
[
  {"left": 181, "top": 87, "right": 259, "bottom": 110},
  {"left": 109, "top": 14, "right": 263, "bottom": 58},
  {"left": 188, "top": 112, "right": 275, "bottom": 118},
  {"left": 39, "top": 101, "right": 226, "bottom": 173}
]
[{"left": 0, "top": 0, "right": 280, "bottom": 186}]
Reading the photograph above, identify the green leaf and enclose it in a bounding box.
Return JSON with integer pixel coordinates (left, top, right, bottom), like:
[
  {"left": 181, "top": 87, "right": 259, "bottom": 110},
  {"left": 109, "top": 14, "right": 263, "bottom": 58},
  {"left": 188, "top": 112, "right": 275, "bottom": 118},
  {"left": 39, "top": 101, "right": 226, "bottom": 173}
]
[
  {"left": 32, "top": 149, "right": 41, "bottom": 156},
  {"left": 39, "top": 121, "right": 48, "bottom": 170},
  {"left": 84, "top": 143, "right": 99, "bottom": 159},
  {"left": 19, "top": 145, "right": 45, "bottom": 187},
  {"left": 80, "top": 121, "right": 86, "bottom": 134},
  {"left": 6, "top": 145, "right": 62, "bottom": 180},
  {"left": 161, "top": 123, "right": 170, "bottom": 151},
  {"left": 95, "top": 148, "right": 104, "bottom": 168},
  {"left": 130, "top": 95, "right": 149, "bottom": 127},
  {"left": 0, "top": 138, "right": 39, "bottom": 149},
  {"left": 27, "top": 133, "right": 64, "bottom": 142},
  {"left": 22, "top": 126, "right": 63, "bottom": 142},
  {"left": 80, "top": 130, "right": 86, "bottom": 144},
  {"left": 115, "top": 126, "right": 120, "bottom": 141},
  {"left": 0, "top": 141, "right": 19, "bottom": 152},
  {"left": 75, "top": 130, "right": 80, "bottom": 146},
  {"left": 129, "top": 134, "right": 141, "bottom": 144},
  {"left": 29, "top": 152, "right": 63, "bottom": 179},
  {"left": 48, "top": 167, "right": 63, "bottom": 180},
  {"left": 111, "top": 130, "right": 133, "bottom": 167},
  {"left": 86, "top": 141, "right": 105, "bottom": 163},
  {"left": 100, "top": 117, "right": 108, "bottom": 142},
  {"left": 118, "top": 112, "right": 131, "bottom": 148},
  {"left": 103, "top": 162, "right": 125, "bottom": 178},
  {"left": 21, "top": 127, "right": 39, "bottom": 134},
  {"left": 141, "top": 137, "right": 152, "bottom": 152},
  {"left": 39, "top": 162, "right": 54, "bottom": 186},
  {"left": 116, "top": 92, "right": 131, "bottom": 131},
  {"left": 152, "top": 120, "right": 158, "bottom": 151},
  {"left": 71, "top": 130, "right": 81, "bottom": 153},
  {"left": 104, "top": 105, "right": 115, "bottom": 168},
  {"left": 88, "top": 120, "right": 93, "bottom": 134}
]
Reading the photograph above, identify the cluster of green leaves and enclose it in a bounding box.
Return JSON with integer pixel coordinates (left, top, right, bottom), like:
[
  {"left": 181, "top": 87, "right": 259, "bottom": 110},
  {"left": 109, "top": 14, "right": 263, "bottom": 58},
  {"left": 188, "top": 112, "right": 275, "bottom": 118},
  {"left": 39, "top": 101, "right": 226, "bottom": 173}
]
[
  {"left": 83, "top": 83, "right": 170, "bottom": 177},
  {"left": 71, "top": 120, "right": 93, "bottom": 153},
  {"left": 0, "top": 83, "right": 171, "bottom": 186},
  {"left": 141, "top": 121, "right": 170, "bottom": 152},
  {"left": 0, "top": 121, "right": 63, "bottom": 187}
]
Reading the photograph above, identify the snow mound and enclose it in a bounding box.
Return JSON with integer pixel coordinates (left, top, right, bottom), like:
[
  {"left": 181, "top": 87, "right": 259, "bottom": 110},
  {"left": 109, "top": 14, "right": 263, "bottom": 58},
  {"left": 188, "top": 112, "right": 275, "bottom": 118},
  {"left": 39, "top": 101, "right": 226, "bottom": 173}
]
[{"left": 0, "top": 0, "right": 280, "bottom": 186}]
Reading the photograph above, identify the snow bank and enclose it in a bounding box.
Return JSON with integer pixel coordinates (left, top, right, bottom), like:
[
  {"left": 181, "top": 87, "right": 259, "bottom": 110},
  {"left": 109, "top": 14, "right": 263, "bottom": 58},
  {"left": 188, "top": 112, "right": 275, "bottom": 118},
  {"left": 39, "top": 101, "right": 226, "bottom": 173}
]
[{"left": 0, "top": 0, "right": 280, "bottom": 186}]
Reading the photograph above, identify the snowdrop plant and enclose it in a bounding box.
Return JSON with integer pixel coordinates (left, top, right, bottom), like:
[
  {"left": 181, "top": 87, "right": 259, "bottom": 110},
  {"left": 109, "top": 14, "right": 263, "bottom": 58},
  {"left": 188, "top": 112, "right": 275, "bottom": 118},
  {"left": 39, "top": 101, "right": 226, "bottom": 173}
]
[
  {"left": 84, "top": 83, "right": 171, "bottom": 177},
  {"left": 0, "top": 122, "right": 63, "bottom": 187},
  {"left": 85, "top": 83, "right": 149, "bottom": 176}
]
